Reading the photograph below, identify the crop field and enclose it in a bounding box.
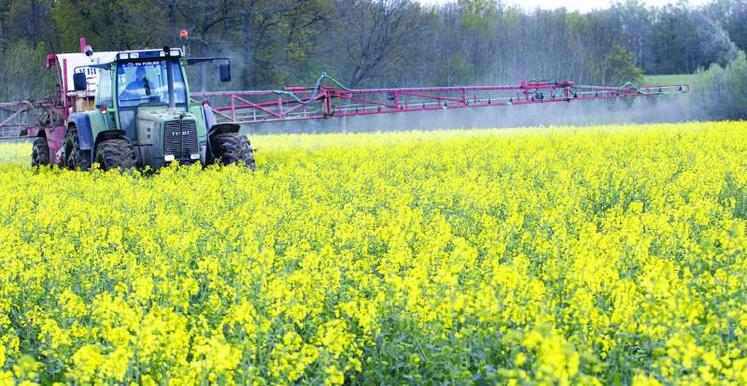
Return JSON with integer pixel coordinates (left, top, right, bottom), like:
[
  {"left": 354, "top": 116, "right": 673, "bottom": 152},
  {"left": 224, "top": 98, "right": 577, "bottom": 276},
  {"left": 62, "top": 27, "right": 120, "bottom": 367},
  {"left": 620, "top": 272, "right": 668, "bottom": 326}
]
[{"left": 0, "top": 122, "right": 746, "bottom": 385}]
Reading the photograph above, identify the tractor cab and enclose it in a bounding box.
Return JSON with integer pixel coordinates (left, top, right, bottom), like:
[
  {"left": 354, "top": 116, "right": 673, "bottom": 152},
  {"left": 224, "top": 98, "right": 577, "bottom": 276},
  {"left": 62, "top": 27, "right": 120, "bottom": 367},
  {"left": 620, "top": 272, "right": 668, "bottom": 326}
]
[{"left": 104, "top": 50, "right": 189, "bottom": 139}]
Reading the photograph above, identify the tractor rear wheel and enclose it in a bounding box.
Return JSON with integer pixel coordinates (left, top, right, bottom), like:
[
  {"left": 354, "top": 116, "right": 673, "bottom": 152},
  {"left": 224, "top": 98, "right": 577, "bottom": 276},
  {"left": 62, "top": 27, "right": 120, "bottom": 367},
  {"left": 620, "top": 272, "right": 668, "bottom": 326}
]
[
  {"left": 31, "top": 137, "right": 50, "bottom": 167},
  {"left": 95, "top": 139, "right": 137, "bottom": 171},
  {"left": 210, "top": 133, "right": 255, "bottom": 170}
]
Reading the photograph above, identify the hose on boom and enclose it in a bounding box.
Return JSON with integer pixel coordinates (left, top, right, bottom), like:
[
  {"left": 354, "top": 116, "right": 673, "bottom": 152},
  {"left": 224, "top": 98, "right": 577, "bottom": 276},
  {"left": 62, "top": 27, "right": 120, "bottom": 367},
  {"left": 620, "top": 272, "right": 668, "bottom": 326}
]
[{"left": 272, "top": 72, "right": 351, "bottom": 105}]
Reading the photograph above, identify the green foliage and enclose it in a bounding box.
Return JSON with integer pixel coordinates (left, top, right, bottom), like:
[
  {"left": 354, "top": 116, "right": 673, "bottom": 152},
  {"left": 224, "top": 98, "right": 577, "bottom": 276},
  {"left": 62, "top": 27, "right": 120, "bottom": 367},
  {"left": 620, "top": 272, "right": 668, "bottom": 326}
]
[
  {"left": 51, "top": 0, "right": 166, "bottom": 52},
  {"left": 458, "top": 0, "right": 497, "bottom": 31},
  {"left": 0, "top": 0, "right": 56, "bottom": 46},
  {"left": 585, "top": 44, "right": 644, "bottom": 86},
  {"left": 604, "top": 45, "right": 645, "bottom": 85},
  {"left": 694, "top": 50, "right": 747, "bottom": 119},
  {"left": 435, "top": 54, "right": 475, "bottom": 86},
  {"left": 0, "top": 41, "right": 55, "bottom": 100},
  {"left": 646, "top": 5, "right": 698, "bottom": 74}
]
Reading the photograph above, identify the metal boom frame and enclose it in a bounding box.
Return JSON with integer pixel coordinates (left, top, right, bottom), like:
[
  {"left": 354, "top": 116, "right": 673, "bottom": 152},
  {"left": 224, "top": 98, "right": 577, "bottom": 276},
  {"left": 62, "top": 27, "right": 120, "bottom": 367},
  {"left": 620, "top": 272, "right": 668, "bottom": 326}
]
[
  {"left": 191, "top": 78, "right": 689, "bottom": 125},
  {"left": 0, "top": 99, "right": 64, "bottom": 140}
]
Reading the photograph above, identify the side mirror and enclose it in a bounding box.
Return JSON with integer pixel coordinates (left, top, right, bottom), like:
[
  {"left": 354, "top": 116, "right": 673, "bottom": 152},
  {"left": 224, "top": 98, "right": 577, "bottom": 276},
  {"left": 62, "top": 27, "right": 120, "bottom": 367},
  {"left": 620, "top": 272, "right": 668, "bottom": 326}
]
[
  {"left": 219, "top": 63, "right": 231, "bottom": 82},
  {"left": 73, "top": 72, "right": 87, "bottom": 91}
]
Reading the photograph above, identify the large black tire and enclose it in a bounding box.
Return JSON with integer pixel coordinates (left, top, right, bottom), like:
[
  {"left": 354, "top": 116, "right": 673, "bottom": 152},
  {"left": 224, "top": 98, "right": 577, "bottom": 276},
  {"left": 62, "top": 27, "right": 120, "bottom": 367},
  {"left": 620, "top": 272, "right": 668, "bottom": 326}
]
[
  {"left": 63, "top": 129, "right": 91, "bottom": 171},
  {"left": 94, "top": 138, "right": 137, "bottom": 171},
  {"left": 210, "top": 133, "right": 255, "bottom": 170},
  {"left": 31, "top": 137, "right": 50, "bottom": 167}
]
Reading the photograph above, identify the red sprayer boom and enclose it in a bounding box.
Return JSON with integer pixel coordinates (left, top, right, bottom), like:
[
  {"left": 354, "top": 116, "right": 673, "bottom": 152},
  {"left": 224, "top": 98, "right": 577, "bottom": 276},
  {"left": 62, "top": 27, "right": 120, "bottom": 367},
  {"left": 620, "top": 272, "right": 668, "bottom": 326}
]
[{"left": 190, "top": 73, "right": 689, "bottom": 125}]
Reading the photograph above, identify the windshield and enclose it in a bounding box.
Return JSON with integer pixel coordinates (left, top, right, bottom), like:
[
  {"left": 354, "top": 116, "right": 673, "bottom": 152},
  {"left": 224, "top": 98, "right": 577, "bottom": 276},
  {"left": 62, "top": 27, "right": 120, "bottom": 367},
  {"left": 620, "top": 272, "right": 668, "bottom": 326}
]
[{"left": 116, "top": 60, "right": 186, "bottom": 108}]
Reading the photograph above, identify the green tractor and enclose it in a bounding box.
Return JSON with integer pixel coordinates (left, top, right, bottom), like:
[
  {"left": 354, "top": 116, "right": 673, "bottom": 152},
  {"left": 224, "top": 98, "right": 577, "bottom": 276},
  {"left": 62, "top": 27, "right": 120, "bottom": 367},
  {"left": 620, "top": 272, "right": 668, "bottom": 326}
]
[{"left": 66, "top": 47, "right": 254, "bottom": 171}]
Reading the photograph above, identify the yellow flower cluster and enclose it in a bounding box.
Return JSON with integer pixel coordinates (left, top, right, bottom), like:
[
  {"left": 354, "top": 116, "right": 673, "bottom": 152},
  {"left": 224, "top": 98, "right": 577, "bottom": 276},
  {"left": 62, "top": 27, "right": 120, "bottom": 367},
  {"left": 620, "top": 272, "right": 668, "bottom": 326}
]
[{"left": 0, "top": 122, "right": 745, "bottom": 384}]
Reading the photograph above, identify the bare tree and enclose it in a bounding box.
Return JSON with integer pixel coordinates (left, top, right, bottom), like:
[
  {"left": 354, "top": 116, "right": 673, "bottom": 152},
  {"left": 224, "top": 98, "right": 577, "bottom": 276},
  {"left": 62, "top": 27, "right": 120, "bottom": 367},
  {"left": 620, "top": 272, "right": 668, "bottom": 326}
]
[{"left": 334, "top": 0, "right": 423, "bottom": 87}]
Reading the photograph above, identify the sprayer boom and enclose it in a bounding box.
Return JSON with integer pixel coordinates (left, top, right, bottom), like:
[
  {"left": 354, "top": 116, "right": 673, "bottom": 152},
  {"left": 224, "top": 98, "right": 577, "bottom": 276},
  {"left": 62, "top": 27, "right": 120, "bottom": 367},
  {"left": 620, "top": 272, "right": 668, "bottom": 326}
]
[
  {"left": 0, "top": 99, "right": 64, "bottom": 140},
  {"left": 190, "top": 75, "right": 690, "bottom": 125}
]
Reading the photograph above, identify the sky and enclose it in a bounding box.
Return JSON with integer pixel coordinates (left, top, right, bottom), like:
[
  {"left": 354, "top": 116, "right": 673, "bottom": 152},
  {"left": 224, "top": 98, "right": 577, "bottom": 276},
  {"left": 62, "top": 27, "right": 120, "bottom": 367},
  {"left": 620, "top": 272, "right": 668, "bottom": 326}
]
[{"left": 417, "top": 0, "right": 710, "bottom": 13}]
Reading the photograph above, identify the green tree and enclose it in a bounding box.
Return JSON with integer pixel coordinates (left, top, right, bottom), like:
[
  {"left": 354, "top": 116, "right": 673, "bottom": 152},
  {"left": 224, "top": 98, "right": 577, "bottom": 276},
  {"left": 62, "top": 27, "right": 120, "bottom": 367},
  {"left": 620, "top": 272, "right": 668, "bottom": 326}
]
[
  {"left": 0, "top": 41, "right": 55, "bottom": 100},
  {"left": 235, "top": 0, "right": 330, "bottom": 88},
  {"left": 647, "top": 4, "right": 699, "bottom": 74},
  {"left": 1, "top": 0, "right": 56, "bottom": 47},
  {"left": 696, "top": 50, "right": 747, "bottom": 119},
  {"left": 603, "top": 44, "right": 644, "bottom": 85},
  {"left": 51, "top": 0, "right": 167, "bottom": 51}
]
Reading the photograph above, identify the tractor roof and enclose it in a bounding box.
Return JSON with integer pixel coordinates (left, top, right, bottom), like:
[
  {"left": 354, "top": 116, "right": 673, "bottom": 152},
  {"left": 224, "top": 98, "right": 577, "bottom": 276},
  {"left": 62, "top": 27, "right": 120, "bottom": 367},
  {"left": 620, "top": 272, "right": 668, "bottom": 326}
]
[{"left": 114, "top": 48, "right": 183, "bottom": 62}]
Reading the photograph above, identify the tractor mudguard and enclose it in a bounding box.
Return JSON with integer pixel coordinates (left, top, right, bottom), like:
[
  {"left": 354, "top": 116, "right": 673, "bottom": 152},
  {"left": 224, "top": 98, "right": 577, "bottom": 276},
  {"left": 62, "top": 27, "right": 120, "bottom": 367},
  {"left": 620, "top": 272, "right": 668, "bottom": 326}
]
[
  {"left": 208, "top": 123, "right": 241, "bottom": 137},
  {"left": 203, "top": 104, "right": 241, "bottom": 136},
  {"left": 68, "top": 113, "right": 94, "bottom": 150}
]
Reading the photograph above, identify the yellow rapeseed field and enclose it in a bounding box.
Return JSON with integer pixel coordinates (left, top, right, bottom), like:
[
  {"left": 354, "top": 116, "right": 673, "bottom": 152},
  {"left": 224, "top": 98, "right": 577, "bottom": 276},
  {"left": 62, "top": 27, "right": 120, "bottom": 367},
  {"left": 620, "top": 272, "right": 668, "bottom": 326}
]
[{"left": 0, "top": 122, "right": 746, "bottom": 385}]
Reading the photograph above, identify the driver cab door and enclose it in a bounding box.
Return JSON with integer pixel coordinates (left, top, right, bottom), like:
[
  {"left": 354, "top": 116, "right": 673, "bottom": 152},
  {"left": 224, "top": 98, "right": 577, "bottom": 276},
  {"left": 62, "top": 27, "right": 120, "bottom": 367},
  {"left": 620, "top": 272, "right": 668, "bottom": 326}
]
[{"left": 116, "top": 62, "right": 154, "bottom": 138}]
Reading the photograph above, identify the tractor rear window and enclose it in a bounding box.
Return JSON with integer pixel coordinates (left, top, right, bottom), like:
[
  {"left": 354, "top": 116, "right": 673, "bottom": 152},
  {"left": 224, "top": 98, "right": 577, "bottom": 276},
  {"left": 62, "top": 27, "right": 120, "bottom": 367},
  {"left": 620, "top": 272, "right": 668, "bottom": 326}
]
[{"left": 116, "top": 60, "right": 186, "bottom": 108}]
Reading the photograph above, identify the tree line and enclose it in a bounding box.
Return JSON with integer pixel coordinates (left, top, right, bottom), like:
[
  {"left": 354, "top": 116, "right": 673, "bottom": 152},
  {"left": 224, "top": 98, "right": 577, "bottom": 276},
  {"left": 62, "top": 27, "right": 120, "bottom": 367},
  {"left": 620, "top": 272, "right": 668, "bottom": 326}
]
[{"left": 1, "top": 0, "right": 746, "bottom": 119}]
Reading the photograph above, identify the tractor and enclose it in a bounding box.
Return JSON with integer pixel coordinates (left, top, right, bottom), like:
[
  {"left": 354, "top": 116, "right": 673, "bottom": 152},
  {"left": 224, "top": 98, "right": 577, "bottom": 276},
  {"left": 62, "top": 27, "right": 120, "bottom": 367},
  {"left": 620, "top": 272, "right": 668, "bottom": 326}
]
[{"left": 25, "top": 42, "right": 253, "bottom": 171}]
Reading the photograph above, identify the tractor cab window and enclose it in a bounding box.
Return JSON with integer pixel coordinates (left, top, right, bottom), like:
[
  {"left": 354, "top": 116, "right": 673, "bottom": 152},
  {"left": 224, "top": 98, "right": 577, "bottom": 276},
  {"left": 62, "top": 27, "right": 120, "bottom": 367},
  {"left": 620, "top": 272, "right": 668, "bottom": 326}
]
[
  {"left": 116, "top": 60, "right": 186, "bottom": 108},
  {"left": 96, "top": 68, "right": 113, "bottom": 108}
]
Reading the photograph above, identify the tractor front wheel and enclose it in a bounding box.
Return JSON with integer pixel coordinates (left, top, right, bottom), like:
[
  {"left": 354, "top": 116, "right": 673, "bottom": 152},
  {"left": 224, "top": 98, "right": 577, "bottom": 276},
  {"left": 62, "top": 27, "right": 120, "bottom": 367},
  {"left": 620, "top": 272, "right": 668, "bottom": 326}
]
[
  {"left": 95, "top": 139, "right": 137, "bottom": 171},
  {"left": 210, "top": 133, "right": 255, "bottom": 170},
  {"left": 31, "top": 137, "right": 50, "bottom": 167},
  {"left": 63, "top": 129, "right": 91, "bottom": 170}
]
